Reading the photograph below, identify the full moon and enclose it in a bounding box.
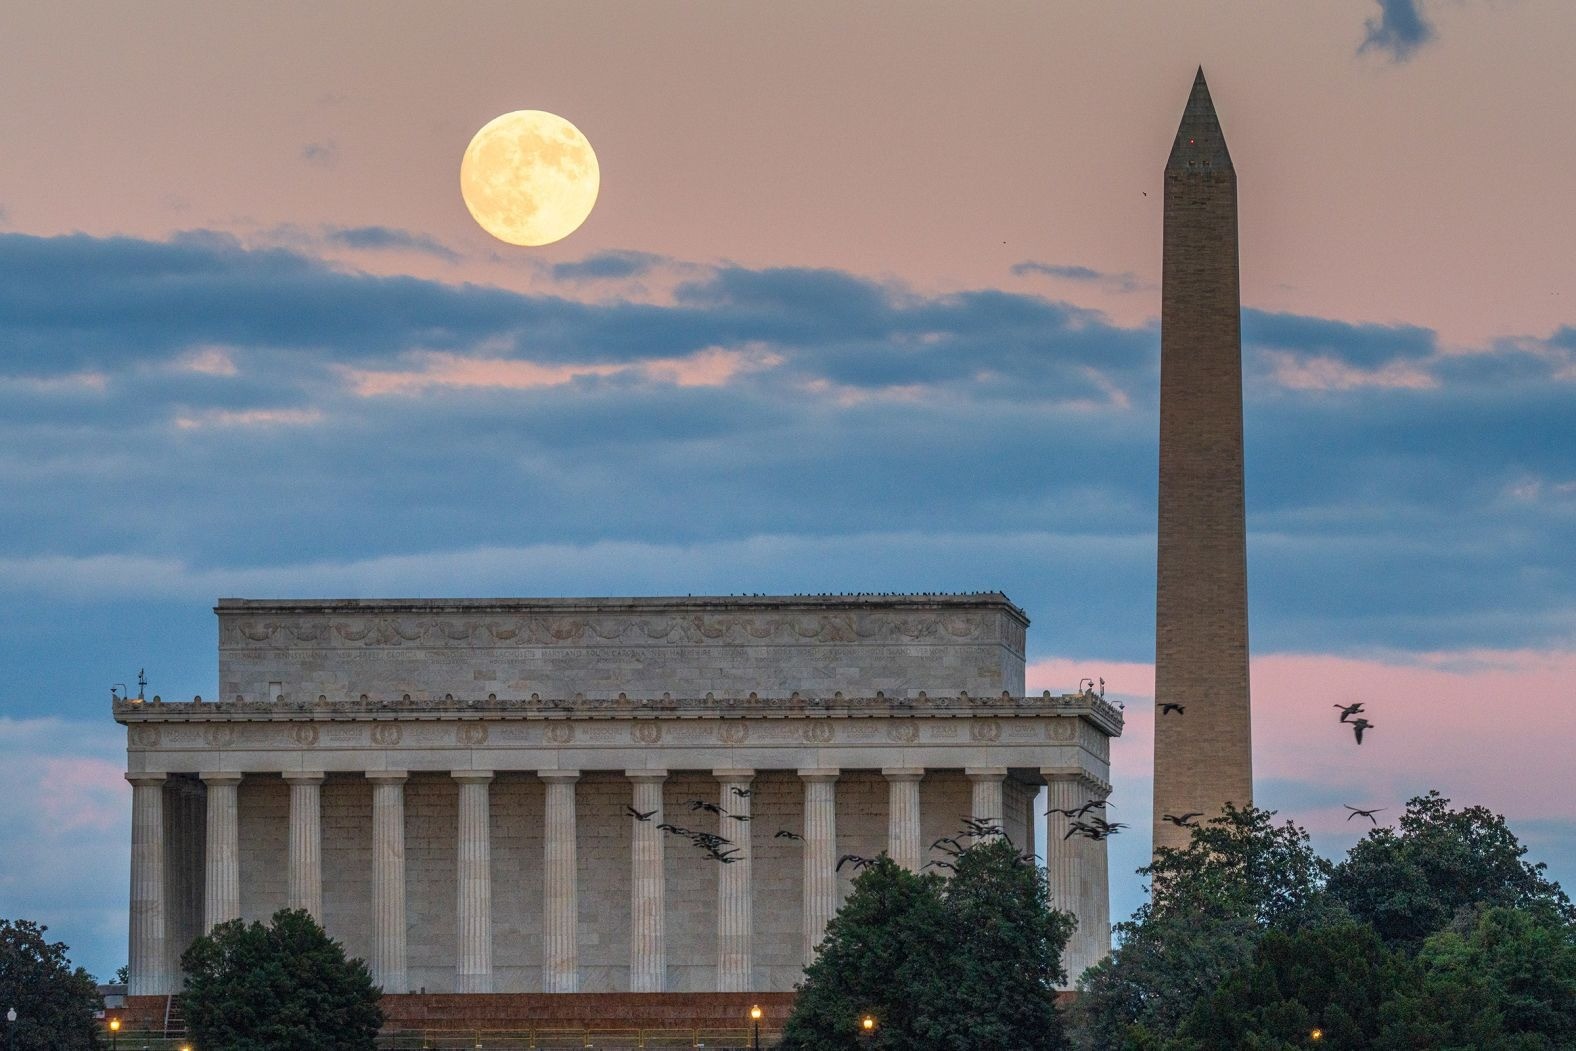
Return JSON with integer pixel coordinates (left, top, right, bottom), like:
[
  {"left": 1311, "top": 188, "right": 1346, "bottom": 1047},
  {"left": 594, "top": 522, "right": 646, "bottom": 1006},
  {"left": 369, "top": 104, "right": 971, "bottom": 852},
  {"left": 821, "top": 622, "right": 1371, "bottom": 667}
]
[{"left": 460, "top": 110, "right": 600, "bottom": 247}]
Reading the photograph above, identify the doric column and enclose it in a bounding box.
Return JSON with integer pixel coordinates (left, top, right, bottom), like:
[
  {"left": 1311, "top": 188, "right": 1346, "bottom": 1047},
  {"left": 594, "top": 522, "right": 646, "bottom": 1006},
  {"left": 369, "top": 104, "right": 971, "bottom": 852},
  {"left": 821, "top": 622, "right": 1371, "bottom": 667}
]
[
  {"left": 800, "top": 768, "right": 839, "bottom": 967},
  {"left": 453, "top": 771, "right": 494, "bottom": 993},
  {"left": 1043, "top": 769, "right": 1110, "bottom": 987},
  {"left": 367, "top": 771, "right": 408, "bottom": 993},
  {"left": 201, "top": 773, "right": 242, "bottom": 930},
  {"left": 883, "top": 768, "right": 924, "bottom": 871},
  {"left": 284, "top": 772, "right": 325, "bottom": 920},
  {"left": 627, "top": 770, "right": 667, "bottom": 992},
  {"left": 127, "top": 773, "right": 168, "bottom": 996},
  {"left": 714, "top": 768, "right": 754, "bottom": 991},
  {"left": 967, "top": 767, "right": 1007, "bottom": 840},
  {"left": 540, "top": 771, "right": 580, "bottom": 994}
]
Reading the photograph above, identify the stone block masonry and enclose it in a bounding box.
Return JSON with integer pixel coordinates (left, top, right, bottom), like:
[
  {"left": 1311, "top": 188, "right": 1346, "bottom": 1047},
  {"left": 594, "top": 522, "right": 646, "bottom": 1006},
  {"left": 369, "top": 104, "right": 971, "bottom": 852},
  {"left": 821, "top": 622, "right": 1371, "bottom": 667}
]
[
  {"left": 1154, "top": 69, "right": 1254, "bottom": 853},
  {"left": 116, "top": 593, "right": 1121, "bottom": 1011}
]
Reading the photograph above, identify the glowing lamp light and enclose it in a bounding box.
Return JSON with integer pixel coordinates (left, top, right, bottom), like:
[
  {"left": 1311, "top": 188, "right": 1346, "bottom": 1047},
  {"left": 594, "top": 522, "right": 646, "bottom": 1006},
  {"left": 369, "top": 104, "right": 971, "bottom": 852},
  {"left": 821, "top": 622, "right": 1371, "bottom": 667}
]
[
  {"left": 108, "top": 1019, "right": 121, "bottom": 1032},
  {"left": 750, "top": 1005, "right": 762, "bottom": 1021},
  {"left": 862, "top": 1015, "right": 877, "bottom": 1031},
  {"left": 1310, "top": 1029, "right": 1324, "bottom": 1042}
]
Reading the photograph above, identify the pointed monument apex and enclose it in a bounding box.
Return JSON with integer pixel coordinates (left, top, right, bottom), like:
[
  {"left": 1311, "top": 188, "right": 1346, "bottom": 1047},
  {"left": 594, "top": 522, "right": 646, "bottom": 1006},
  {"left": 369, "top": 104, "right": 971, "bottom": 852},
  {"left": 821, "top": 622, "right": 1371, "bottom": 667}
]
[
  {"left": 1153, "top": 66, "right": 1251, "bottom": 855},
  {"left": 1167, "top": 67, "right": 1232, "bottom": 172}
]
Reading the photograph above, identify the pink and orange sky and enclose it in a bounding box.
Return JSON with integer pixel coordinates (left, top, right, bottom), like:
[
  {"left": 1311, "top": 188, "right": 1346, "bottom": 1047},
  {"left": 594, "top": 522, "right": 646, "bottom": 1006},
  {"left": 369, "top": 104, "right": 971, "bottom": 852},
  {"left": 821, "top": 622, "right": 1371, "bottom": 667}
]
[{"left": 1, "top": 1, "right": 1572, "bottom": 979}]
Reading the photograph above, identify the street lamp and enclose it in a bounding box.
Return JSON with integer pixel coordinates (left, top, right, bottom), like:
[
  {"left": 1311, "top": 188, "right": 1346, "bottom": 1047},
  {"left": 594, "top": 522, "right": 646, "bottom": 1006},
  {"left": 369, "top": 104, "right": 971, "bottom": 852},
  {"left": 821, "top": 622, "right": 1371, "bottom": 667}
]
[
  {"left": 6, "top": 1007, "right": 16, "bottom": 1051},
  {"left": 860, "top": 1013, "right": 877, "bottom": 1039},
  {"left": 109, "top": 1016, "right": 121, "bottom": 1050},
  {"left": 1310, "top": 1029, "right": 1324, "bottom": 1043},
  {"left": 749, "top": 1004, "right": 762, "bottom": 1050}
]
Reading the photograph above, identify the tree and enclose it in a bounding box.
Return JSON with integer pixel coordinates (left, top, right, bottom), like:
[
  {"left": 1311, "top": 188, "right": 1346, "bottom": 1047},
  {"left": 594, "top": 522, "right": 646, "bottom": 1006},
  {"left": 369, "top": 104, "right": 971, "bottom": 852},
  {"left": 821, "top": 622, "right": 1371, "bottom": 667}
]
[
  {"left": 1070, "top": 805, "right": 1338, "bottom": 1050},
  {"left": 781, "top": 856, "right": 948, "bottom": 1049},
  {"left": 912, "top": 838, "right": 1075, "bottom": 1049},
  {"left": 1329, "top": 791, "right": 1574, "bottom": 950},
  {"left": 180, "top": 908, "right": 382, "bottom": 1051},
  {"left": 1377, "top": 906, "right": 1576, "bottom": 1049},
  {"left": 1169, "top": 923, "right": 1403, "bottom": 1050},
  {"left": 0, "top": 918, "right": 103, "bottom": 1051},
  {"left": 783, "top": 840, "right": 1075, "bottom": 1050}
]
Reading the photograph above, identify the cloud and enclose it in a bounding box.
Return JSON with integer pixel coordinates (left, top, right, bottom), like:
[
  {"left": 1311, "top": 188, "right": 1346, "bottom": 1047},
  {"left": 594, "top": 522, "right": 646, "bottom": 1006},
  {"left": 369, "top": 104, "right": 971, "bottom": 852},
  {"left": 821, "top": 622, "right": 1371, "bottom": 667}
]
[
  {"left": 0, "top": 230, "right": 1572, "bottom": 686},
  {"left": 1029, "top": 648, "right": 1576, "bottom": 926},
  {"left": 1359, "top": 0, "right": 1436, "bottom": 62},
  {"left": 551, "top": 250, "right": 664, "bottom": 282},
  {"left": 0, "top": 717, "right": 129, "bottom": 982},
  {"left": 301, "top": 139, "right": 338, "bottom": 166},
  {"left": 1011, "top": 261, "right": 1147, "bottom": 294},
  {"left": 322, "top": 225, "right": 459, "bottom": 262}
]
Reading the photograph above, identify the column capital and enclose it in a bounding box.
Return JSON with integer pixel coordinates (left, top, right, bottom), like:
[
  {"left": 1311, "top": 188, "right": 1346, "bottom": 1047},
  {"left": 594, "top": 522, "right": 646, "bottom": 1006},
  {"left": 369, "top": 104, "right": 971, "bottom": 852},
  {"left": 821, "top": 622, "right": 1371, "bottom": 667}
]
[
  {"left": 538, "top": 770, "right": 581, "bottom": 784},
  {"left": 283, "top": 771, "right": 326, "bottom": 785},
  {"left": 451, "top": 770, "right": 494, "bottom": 784},
  {"left": 199, "top": 771, "right": 244, "bottom": 786},
  {"left": 882, "top": 767, "right": 925, "bottom": 782},
  {"left": 625, "top": 769, "right": 669, "bottom": 783},
  {"left": 797, "top": 768, "right": 840, "bottom": 782},
  {"left": 1041, "top": 767, "right": 1112, "bottom": 797},
  {"left": 126, "top": 772, "right": 168, "bottom": 787},
  {"left": 712, "top": 768, "right": 755, "bottom": 781},
  {"left": 365, "top": 770, "right": 409, "bottom": 784},
  {"left": 966, "top": 767, "right": 1009, "bottom": 782}
]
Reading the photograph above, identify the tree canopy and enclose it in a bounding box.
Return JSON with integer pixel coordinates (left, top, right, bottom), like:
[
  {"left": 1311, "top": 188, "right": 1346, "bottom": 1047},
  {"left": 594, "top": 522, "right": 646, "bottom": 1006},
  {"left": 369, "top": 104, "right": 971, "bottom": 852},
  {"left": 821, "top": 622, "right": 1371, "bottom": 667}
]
[
  {"left": 1329, "top": 790, "right": 1574, "bottom": 949},
  {"left": 1069, "top": 795, "right": 1575, "bottom": 1050},
  {"left": 180, "top": 908, "right": 383, "bottom": 1051},
  {"left": 0, "top": 918, "right": 103, "bottom": 1051},
  {"left": 783, "top": 837, "right": 1074, "bottom": 1050}
]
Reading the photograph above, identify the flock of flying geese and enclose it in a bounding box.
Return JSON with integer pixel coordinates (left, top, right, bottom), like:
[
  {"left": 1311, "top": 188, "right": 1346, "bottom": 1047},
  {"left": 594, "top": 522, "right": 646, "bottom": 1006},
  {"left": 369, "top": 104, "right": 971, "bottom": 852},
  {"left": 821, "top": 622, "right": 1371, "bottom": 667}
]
[
  {"left": 625, "top": 797, "right": 1044, "bottom": 873},
  {"left": 619, "top": 694, "right": 1389, "bottom": 872},
  {"left": 1154, "top": 695, "right": 1387, "bottom": 827}
]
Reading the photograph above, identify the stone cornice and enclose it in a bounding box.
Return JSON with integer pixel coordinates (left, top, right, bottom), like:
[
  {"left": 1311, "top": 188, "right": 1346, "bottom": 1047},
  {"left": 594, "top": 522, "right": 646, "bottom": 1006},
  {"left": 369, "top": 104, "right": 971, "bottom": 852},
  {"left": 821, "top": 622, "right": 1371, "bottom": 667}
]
[{"left": 113, "top": 691, "right": 1124, "bottom": 737}]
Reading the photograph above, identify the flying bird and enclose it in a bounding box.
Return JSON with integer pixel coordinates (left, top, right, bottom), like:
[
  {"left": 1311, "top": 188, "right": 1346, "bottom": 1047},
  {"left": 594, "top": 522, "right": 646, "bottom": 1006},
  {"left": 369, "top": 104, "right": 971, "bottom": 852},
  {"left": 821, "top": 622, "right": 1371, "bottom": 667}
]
[
  {"left": 1159, "top": 703, "right": 1186, "bottom": 715},
  {"left": 961, "top": 817, "right": 1005, "bottom": 838},
  {"left": 773, "top": 829, "right": 804, "bottom": 841},
  {"left": 688, "top": 800, "right": 726, "bottom": 815},
  {"left": 836, "top": 853, "right": 874, "bottom": 872},
  {"left": 1334, "top": 702, "right": 1365, "bottom": 723},
  {"left": 921, "top": 860, "right": 955, "bottom": 872},
  {"left": 1162, "top": 812, "right": 1203, "bottom": 827},
  {"left": 727, "top": 813, "right": 751, "bottom": 822},
  {"left": 730, "top": 787, "right": 753, "bottom": 798},
  {"left": 1345, "top": 805, "right": 1386, "bottom": 824},
  {"left": 1350, "top": 717, "right": 1374, "bottom": 745},
  {"left": 626, "top": 806, "right": 657, "bottom": 822}
]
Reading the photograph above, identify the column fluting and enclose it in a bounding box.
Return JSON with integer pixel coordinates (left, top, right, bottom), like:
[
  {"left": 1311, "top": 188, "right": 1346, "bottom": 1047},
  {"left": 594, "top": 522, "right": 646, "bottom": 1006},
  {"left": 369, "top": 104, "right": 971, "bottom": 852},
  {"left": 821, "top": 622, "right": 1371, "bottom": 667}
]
[
  {"left": 967, "top": 767, "right": 1007, "bottom": 841},
  {"left": 1043, "top": 769, "right": 1108, "bottom": 986},
  {"left": 714, "top": 768, "right": 754, "bottom": 991},
  {"left": 627, "top": 770, "right": 667, "bottom": 992},
  {"left": 800, "top": 768, "right": 839, "bottom": 968},
  {"left": 201, "top": 772, "right": 242, "bottom": 930},
  {"left": 127, "top": 773, "right": 168, "bottom": 996},
  {"left": 453, "top": 771, "right": 494, "bottom": 993},
  {"left": 367, "top": 771, "right": 408, "bottom": 993},
  {"left": 883, "top": 768, "right": 924, "bottom": 871},
  {"left": 284, "top": 772, "right": 325, "bottom": 920},
  {"left": 541, "top": 771, "right": 580, "bottom": 994}
]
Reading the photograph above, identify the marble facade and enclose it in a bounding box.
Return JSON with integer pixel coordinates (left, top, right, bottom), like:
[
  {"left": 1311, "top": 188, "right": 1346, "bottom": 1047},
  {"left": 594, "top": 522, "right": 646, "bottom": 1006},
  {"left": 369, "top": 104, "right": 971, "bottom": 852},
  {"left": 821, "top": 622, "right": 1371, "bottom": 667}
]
[{"left": 116, "top": 595, "right": 1120, "bottom": 998}]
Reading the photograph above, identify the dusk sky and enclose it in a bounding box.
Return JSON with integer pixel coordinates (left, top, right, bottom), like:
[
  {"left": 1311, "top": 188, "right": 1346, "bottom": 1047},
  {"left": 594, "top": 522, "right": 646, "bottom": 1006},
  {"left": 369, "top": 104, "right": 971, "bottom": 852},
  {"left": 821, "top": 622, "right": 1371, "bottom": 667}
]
[{"left": 3, "top": 1, "right": 1573, "bottom": 981}]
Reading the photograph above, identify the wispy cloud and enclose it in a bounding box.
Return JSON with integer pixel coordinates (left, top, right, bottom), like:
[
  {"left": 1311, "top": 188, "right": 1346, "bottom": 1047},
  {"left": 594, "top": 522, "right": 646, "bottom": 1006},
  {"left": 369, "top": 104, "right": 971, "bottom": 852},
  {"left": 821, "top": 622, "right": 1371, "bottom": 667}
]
[
  {"left": 323, "top": 225, "right": 459, "bottom": 262},
  {"left": 1359, "top": 0, "right": 1436, "bottom": 62},
  {"left": 300, "top": 139, "right": 338, "bottom": 167},
  {"left": 1011, "top": 260, "right": 1147, "bottom": 294}
]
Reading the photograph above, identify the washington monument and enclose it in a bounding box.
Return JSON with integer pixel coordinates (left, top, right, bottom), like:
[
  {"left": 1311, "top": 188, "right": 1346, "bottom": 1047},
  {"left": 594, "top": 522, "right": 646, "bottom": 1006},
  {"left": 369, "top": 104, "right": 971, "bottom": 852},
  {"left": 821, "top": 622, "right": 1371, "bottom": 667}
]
[{"left": 1153, "top": 69, "right": 1253, "bottom": 853}]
